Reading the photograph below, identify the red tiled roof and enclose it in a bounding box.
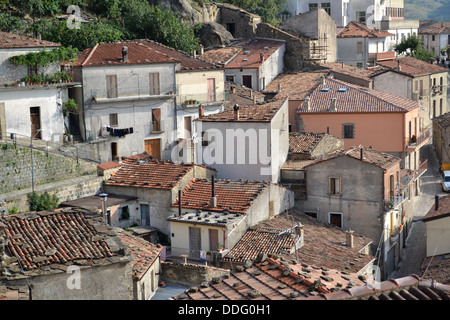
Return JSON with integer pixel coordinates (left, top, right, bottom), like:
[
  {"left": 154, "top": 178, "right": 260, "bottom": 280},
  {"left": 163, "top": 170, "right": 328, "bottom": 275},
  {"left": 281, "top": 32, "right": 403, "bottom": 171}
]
[
  {"left": 97, "top": 161, "right": 122, "bottom": 171},
  {"left": 173, "top": 256, "right": 366, "bottom": 300},
  {"left": 337, "top": 21, "right": 394, "bottom": 38},
  {"left": 423, "top": 194, "right": 450, "bottom": 222},
  {"left": 73, "top": 41, "right": 180, "bottom": 67},
  {"left": 433, "top": 112, "right": 450, "bottom": 129},
  {"left": 289, "top": 132, "right": 326, "bottom": 155},
  {"left": 197, "top": 98, "right": 286, "bottom": 122},
  {"left": 297, "top": 77, "right": 419, "bottom": 113},
  {"left": 172, "top": 178, "right": 270, "bottom": 214},
  {"left": 421, "top": 254, "right": 450, "bottom": 285},
  {"left": 137, "top": 39, "right": 221, "bottom": 72},
  {"left": 304, "top": 275, "right": 450, "bottom": 300},
  {"left": 265, "top": 71, "right": 331, "bottom": 100},
  {"left": 420, "top": 21, "right": 450, "bottom": 34},
  {"left": 0, "top": 286, "right": 30, "bottom": 300},
  {"left": 0, "top": 31, "right": 60, "bottom": 48},
  {"left": 377, "top": 57, "right": 448, "bottom": 76},
  {"left": 252, "top": 212, "right": 374, "bottom": 273},
  {"left": 320, "top": 62, "right": 375, "bottom": 82},
  {"left": 118, "top": 231, "right": 164, "bottom": 280},
  {"left": 105, "top": 159, "right": 200, "bottom": 190},
  {"left": 199, "top": 40, "right": 251, "bottom": 66},
  {"left": 305, "top": 145, "right": 400, "bottom": 170},
  {"left": 0, "top": 209, "right": 119, "bottom": 272},
  {"left": 225, "top": 38, "right": 285, "bottom": 69}
]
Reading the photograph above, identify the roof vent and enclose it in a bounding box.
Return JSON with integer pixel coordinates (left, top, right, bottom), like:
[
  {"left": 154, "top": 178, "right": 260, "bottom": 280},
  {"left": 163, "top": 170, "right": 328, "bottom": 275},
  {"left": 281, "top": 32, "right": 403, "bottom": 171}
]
[
  {"left": 329, "top": 98, "right": 337, "bottom": 111},
  {"left": 122, "top": 46, "right": 129, "bottom": 63}
]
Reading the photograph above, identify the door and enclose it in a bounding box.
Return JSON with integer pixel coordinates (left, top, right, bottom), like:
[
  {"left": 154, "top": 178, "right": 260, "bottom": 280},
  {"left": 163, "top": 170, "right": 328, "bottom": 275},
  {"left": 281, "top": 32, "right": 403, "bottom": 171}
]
[
  {"left": 111, "top": 142, "right": 118, "bottom": 161},
  {"left": 209, "top": 229, "right": 218, "bottom": 251},
  {"left": 389, "top": 175, "right": 395, "bottom": 200},
  {"left": 149, "top": 72, "right": 160, "bottom": 95},
  {"left": 30, "top": 107, "right": 41, "bottom": 139},
  {"left": 144, "top": 139, "right": 161, "bottom": 159},
  {"left": 189, "top": 227, "right": 201, "bottom": 259},
  {"left": 140, "top": 204, "right": 150, "bottom": 226},
  {"left": 184, "top": 116, "right": 192, "bottom": 139},
  {"left": 207, "top": 78, "right": 216, "bottom": 102},
  {"left": 242, "top": 75, "right": 252, "bottom": 89}
]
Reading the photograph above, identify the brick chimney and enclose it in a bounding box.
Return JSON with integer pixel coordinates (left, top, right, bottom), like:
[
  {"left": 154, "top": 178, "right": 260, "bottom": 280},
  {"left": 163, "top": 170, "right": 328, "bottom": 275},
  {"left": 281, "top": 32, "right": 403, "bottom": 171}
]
[
  {"left": 234, "top": 104, "right": 240, "bottom": 121},
  {"left": 198, "top": 104, "right": 204, "bottom": 118},
  {"left": 345, "top": 229, "right": 354, "bottom": 248},
  {"left": 122, "top": 46, "right": 129, "bottom": 63}
]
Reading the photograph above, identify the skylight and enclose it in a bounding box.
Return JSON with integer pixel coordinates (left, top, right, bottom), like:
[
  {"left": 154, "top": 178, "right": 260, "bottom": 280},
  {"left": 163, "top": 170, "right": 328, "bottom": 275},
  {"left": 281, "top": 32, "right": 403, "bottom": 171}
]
[
  {"left": 320, "top": 87, "right": 331, "bottom": 92},
  {"left": 338, "top": 88, "right": 348, "bottom": 92}
]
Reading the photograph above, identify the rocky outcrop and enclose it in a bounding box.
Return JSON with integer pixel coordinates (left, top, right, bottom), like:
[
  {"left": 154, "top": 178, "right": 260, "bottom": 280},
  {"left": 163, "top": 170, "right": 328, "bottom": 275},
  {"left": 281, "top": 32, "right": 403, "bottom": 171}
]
[
  {"left": 196, "top": 22, "right": 234, "bottom": 49},
  {"left": 148, "top": 0, "right": 203, "bottom": 24}
]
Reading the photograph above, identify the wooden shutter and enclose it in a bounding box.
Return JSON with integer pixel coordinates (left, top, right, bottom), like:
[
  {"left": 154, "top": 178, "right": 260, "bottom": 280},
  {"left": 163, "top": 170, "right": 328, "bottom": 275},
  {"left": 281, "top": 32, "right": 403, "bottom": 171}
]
[
  {"left": 149, "top": 73, "right": 160, "bottom": 95},
  {"left": 152, "top": 108, "right": 161, "bottom": 131},
  {"left": 106, "top": 75, "right": 118, "bottom": 98}
]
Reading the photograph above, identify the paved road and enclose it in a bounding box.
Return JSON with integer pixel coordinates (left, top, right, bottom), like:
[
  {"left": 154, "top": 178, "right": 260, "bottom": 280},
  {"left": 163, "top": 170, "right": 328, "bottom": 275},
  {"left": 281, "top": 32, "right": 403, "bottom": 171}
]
[{"left": 393, "top": 142, "right": 446, "bottom": 278}]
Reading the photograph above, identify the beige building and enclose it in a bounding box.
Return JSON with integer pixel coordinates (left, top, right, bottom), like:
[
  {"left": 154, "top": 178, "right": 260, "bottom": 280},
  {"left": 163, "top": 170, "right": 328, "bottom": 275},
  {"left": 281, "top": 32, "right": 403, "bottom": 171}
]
[{"left": 423, "top": 195, "right": 450, "bottom": 258}]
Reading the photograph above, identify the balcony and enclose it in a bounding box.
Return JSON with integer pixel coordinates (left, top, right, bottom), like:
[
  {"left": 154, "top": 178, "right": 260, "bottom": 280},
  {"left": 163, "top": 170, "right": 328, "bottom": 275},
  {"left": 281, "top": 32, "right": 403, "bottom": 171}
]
[
  {"left": 178, "top": 91, "right": 230, "bottom": 108},
  {"left": 406, "top": 128, "right": 430, "bottom": 151},
  {"left": 384, "top": 188, "right": 409, "bottom": 211},
  {"left": 413, "top": 159, "right": 428, "bottom": 181},
  {"left": 389, "top": 225, "right": 402, "bottom": 243},
  {"left": 91, "top": 85, "right": 177, "bottom": 103}
]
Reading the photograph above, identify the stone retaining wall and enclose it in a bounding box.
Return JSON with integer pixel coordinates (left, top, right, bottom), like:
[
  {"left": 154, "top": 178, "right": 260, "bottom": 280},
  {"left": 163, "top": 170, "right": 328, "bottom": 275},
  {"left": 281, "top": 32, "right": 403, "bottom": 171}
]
[{"left": 161, "top": 261, "right": 230, "bottom": 287}]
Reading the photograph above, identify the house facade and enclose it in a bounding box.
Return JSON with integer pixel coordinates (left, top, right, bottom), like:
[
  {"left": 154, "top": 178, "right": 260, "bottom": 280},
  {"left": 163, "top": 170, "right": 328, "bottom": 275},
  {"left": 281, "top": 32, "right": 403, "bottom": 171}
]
[
  {"left": 101, "top": 154, "right": 216, "bottom": 235},
  {"left": 419, "top": 21, "right": 450, "bottom": 60},
  {"left": 337, "top": 21, "right": 395, "bottom": 68},
  {"left": 373, "top": 57, "right": 449, "bottom": 131},
  {"left": 0, "top": 31, "right": 72, "bottom": 143},
  {"left": 299, "top": 146, "right": 416, "bottom": 279},
  {"left": 72, "top": 41, "right": 180, "bottom": 162},
  {"left": 194, "top": 98, "right": 290, "bottom": 183},
  {"left": 423, "top": 195, "right": 450, "bottom": 259},
  {"left": 167, "top": 178, "right": 294, "bottom": 260},
  {"left": 432, "top": 112, "right": 450, "bottom": 166}
]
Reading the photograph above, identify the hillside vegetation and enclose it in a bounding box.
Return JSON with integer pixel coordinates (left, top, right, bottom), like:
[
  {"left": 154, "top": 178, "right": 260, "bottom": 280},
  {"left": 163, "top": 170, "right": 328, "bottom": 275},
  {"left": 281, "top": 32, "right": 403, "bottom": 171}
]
[{"left": 405, "top": 0, "right": 450, "bottom": 22}]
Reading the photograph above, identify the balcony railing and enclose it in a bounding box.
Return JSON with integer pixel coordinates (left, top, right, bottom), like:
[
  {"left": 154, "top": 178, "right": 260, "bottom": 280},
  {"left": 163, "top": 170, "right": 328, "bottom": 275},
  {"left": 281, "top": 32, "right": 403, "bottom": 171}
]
[
  {"left": 413, "top": 159, "right": 428, "bottom": 181},
  {"left": 406, "top": 128, "right": 430, "bottom": 151},
  {"left": 178, "top": 91, "right": 230, "bottom": 107},
  {"left": 91, "top": 85, "right": 177, "bottom": 102},
  {"left": 384, "top": 188, "right": 409, "bottom": 211}
]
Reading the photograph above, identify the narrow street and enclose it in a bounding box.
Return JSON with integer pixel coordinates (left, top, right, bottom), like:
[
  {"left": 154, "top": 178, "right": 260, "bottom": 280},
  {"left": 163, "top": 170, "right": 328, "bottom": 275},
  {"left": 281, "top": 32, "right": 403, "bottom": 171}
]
[{"left": 393, "top": 142, "right": 446, "bottom": 278}]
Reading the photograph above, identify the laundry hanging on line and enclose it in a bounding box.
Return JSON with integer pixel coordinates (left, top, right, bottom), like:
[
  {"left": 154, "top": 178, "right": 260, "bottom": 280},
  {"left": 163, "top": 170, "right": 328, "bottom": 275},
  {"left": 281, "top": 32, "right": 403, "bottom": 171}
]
[{"left": 106, "top": 126, "right": 134, "bottom": 137}]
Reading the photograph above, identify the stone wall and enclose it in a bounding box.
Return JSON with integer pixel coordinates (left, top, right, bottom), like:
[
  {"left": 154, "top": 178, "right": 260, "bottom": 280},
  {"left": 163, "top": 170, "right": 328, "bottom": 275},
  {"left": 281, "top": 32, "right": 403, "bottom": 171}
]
[
  {"left": 161, "top": 261, "right": 230, "bottom": 286},
  {"left": 0, "top": 143, "right": 98, "bottom": 194},
  {"left": 2, "top": 174, "right": 104, "bottom": 214}
]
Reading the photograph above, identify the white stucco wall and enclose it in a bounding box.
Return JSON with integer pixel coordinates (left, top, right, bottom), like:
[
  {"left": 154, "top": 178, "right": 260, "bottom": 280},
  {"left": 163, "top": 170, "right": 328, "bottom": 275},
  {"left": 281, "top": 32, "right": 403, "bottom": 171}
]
[{"left": 0, "top": 86, "right": 67, "bottom": 141}]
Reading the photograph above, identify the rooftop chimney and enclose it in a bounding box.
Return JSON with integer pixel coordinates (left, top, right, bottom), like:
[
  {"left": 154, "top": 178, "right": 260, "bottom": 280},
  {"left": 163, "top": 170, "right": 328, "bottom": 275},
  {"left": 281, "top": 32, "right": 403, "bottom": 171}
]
[
  {"left": 329, "top": 98, "right": 337, "bottom": 111},
  {"left": 303, "top": 97, "right": 311, "bottom": 110},
  {"left": 122, "top": 46, "right": 129, "bottom": 63},
  {"left": 199, "top": 44, "right": 204, "bottom": 56},
  {"left": 345, "top": 229, "right": 354, "bottom": 248},
  {"left": 278, "top": 83, "right": 282, "bottom": 92},
  {"left": 260, "top": 52, "right": 265, "bottom": 62},
  {"left": 210, "top": 176, "right": 217, "bottom": 207},
  {"left": 234, "top": 104, "right": 240, "bottom": 121},
  {"left": 295, "top": 223, "right": 305, "bottom": 249},
  {"left": 397, "top": 59, "right": 401, "bottom": 72},
  {"left": 435, "top": 194, "right": 439, "bottom": 211},
  {"left": 99, "top": 193, "right": 109, "bottom": 225},
  {"left": 198, "top": 104, "right": 204, "bottom": 118},
  {"left": 321, "top": 75, "right": 326, "bottom": 85},
  {"left": 360, "top": 147, "right": 364, "bottom": 160}
]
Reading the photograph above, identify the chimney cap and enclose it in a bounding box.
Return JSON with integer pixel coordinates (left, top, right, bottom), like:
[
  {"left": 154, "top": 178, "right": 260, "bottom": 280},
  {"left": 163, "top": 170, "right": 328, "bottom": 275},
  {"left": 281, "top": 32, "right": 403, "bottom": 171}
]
[{"left": 234, "top": 104, "right": 240, "bottom": 111}]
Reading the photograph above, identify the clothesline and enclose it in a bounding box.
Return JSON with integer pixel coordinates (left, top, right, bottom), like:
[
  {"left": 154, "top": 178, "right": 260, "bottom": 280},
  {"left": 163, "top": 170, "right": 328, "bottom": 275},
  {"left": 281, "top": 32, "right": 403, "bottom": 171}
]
[{"left": 106, "top": 126, "right": 134, "bottom": 138}]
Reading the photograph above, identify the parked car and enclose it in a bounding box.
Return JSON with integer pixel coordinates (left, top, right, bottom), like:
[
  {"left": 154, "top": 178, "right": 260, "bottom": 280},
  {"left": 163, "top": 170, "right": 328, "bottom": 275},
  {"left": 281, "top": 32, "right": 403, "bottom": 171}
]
[{"left": 442, "top": 171, "right": 450, "bottom": 192}]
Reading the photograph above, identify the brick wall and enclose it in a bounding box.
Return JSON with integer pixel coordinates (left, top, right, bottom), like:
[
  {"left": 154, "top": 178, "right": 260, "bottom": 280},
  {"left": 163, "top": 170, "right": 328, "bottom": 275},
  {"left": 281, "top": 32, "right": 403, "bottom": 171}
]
[{"left": 0, "top": 143, "right": 98, "bottom": 194}]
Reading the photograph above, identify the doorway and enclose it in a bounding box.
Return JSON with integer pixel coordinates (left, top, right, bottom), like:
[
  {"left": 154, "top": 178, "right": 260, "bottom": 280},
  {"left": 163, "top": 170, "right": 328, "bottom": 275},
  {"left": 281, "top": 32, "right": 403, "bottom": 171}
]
[
  {"left": 209, "top": 229, "right": 218, "bottom": 251},
  {"left": 144, "top": 138, "right": 161, "bottom": 159},
  {"left": 30, "top": 107, "right": 41, "bottom": 139},
  {"left": 140, "top": 203, "right": 150, "bottom": 226},
  {"left": 329, "top": 212, "right": 343, "bottom": 228},
  {"left": 207, "top": 78, "right": 216, "bottom": 102},
  {"left": 111, "top": 142, "right": 118, "bottom": 161},
  {"left": 189, "top": 227, "right": 201, "bottom": 259},
  {"left": 242, "top": 75, "right": 252, "bottom": 89}
]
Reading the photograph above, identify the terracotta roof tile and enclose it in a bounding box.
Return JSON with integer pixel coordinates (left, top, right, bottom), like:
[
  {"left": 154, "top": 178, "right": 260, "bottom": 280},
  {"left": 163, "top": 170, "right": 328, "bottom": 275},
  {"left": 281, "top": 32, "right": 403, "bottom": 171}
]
[
  {"left": 197, "top": 98, "right": 286, "bottom": 122},
  {"left": 0, "top": 286, "right": 30, "bottom": 300},
  {"left": 420, "top": 21, "right": 450, "bottom": 34},
  {"left": 105, "top": 158, "right": 204, "bottom": 190},
  {"left": 289, "top": 132, "right": 326, "bottom": 155},
  {"left": 199, "top": 40, "right": 251, "bottom": 66},
  {"left": 225, "top": 39, "right": 285, "bottom": 69},
  {"left": 421, "top": 254, "right": 450, "bottom": 285},
  {"left": 73, "top": 41, "right": 180, "bottom": 67},
  {"left": 433, "top": 112, "right": 450, "bottom": 129},
  {"left": 265, "top": 71, "right": 329, "bottom": 100},
  {"left": 297, "top": 77, "right": 419, "bottom": 113},
  {"left": 337, "top": 21, "right": 394, "bottom": 38},
  {"left": 172, "top": 178, "right": 270, "bottom": 214},
  {"left": 377, "top": 57, "right": 448, "bottom": 76},
  {"left": 97, "top": 161, "right": 122, "bottom": 171},
  {"left": 0, "top": 31, "right": 60, "bottom": 48},
  {"left": 173, "top": 257, "right": 366, "bottom": 300},
  {"left": 118, "top": 231, "right": 164, "bottom": 280},
  {"left": 0, "top": 209, "right": 128, "bottom": 274},
  {"left": 320, "top": 62, "right": 375, "bottom": 82},
  {"left": 423, "top": 194, "right": 450, "bottom": 222}
]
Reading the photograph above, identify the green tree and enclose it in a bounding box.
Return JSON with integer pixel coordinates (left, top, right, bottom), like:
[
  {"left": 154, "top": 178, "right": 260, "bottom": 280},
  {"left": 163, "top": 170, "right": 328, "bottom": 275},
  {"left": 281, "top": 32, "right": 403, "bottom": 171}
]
[
  {"left": 27, "top": 191, "right": 59, "bottom": 211},
  {"left": 217, "top": 0, "right": 287, "bottom": 25},
  {"left": 394, "top": 35, "right": 434, "bottom": 62}
]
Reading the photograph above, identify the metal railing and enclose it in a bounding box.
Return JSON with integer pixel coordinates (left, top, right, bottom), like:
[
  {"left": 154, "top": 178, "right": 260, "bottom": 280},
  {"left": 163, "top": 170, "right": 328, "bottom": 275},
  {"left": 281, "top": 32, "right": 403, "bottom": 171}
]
[
  {"left": 91, "top": 84, "right": 177, "bottom": 101},
  {"left": 0, "top": 131, "right": 99, "bottom": 163},
  {"left": 406, "top": 128, "right": 431, "bottom": 150}
]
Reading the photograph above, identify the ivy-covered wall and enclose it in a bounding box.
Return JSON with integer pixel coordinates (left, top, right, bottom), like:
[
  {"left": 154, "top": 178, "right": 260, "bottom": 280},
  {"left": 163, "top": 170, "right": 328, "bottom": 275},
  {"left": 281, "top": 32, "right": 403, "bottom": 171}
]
[{"left": 0, "top": 142, "right": 98, "bottom": 193}]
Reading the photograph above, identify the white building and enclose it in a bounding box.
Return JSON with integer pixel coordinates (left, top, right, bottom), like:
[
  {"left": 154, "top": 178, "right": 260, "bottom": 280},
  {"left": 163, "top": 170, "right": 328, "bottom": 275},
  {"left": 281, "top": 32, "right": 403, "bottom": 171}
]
[
  {"left": 419, "top": 21, "right": 450, "bottom": 61},
  {"left": 0, "top": 31, "right": 70, "bottom": 142},
  {"left": 194, "top": 98, "right": 290, "bottom": 183},
  {"left": 337, "top": 21, "right": 395, "bottom": 68}
]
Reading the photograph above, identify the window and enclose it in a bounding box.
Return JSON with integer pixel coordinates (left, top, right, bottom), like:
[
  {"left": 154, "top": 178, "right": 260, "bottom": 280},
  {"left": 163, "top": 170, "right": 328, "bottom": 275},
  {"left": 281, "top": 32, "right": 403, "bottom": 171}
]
[
  {"left": 330, "top": 177, "right": 341, "bottom": 195},
  {"left": 357, "top": 11, "right": 366, "bottom": 24},
  {"left": 109, "top": 113, "right": 118, "bottom": 127},
  {"left": 226, "top": 75, "right": 235, "bottom": 82},
  {"left": 308, "top": 3, "right": 318, "bottom": 10},
  {"left": 106, "top": 75, "right": 118, "bottom": 98},
  {"left": 152, "top": 108, "right": 161, "bottom": 132},
  {"left": 119, "top": 206, "right": 130, "bottom": 220},
  {"left": 357, "top": 41, "right": 363, "bottom": 54},
  {"left": 440, "top": 99, "right": 443, "bottom": 116},
  {"left": 432, "top": 35, "right": 435, "bottom": 41},
  {"left": 343, "top": 123, "right": 354, "bottom": 139},
  {"left": 149, "top": 72, "right": 160, "bottom": 95},
  {"left": 356, "top": 62, "right": 363, "bottom": 68},
  {"left": 321, "top": 2, "right": 330, "bottom": 15},
  {"left": 304, "top": 211, "right": 318, "bottom": 219},
  {"left": 201, "top": 131, "right": 210, "bottom": 147},
  {"left": 329, "top": 212, "right": 342, "bottom": 228}
]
